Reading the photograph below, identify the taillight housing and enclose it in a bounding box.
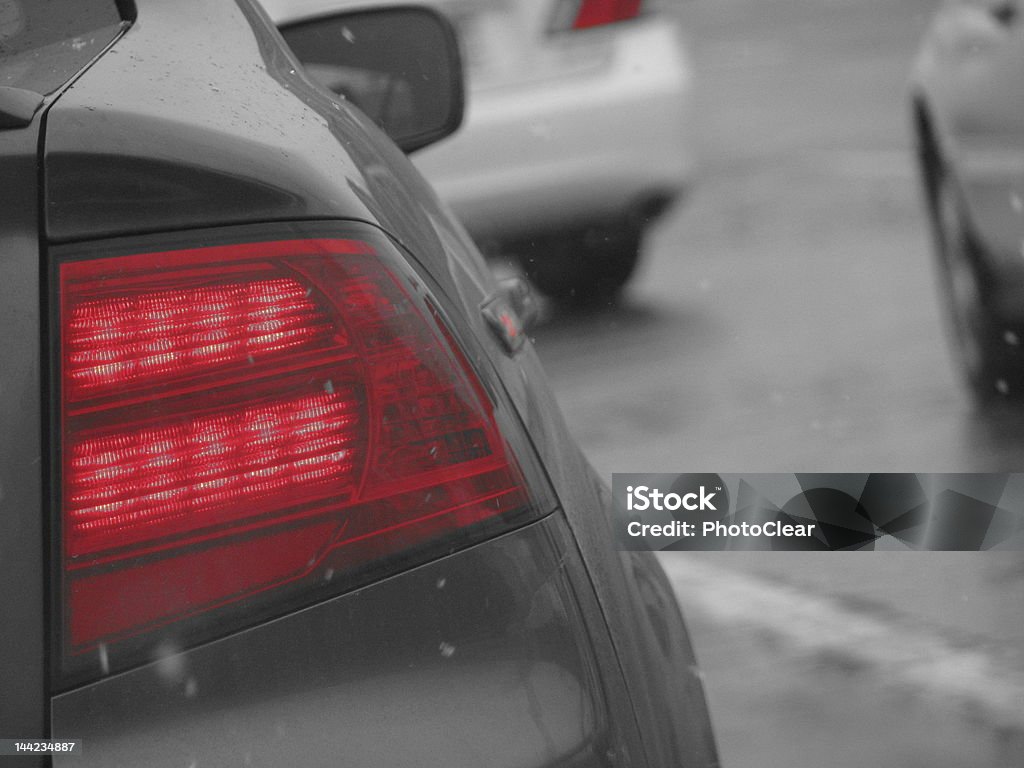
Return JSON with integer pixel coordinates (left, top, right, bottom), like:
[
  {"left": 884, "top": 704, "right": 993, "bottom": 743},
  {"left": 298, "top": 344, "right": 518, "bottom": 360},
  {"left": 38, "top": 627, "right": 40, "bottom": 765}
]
[
  {"left": 551, "top": 0, "right": 644, "bottom": 31},
  {"left": 53, "top": 224, "right": 553, "bottom": 684}
]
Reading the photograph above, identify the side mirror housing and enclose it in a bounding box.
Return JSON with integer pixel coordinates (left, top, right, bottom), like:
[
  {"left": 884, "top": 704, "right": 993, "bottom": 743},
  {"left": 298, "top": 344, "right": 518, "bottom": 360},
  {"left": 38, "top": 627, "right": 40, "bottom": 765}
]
[{"left": 280, "top": 6, "right": 464, "bottom": 153}]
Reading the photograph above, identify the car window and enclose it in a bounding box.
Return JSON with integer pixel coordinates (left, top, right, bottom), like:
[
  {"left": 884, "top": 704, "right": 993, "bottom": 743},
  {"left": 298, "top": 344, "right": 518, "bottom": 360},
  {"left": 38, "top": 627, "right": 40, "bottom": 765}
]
[{"left": 0, "top": 0, "right": 125, "bottom": 95}]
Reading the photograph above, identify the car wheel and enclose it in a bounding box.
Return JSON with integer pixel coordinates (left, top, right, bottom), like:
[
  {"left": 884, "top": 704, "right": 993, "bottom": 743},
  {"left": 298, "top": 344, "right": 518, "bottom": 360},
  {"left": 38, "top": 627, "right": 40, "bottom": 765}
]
[
  {"left": 930, "top": 162, "right": 1022, "bottom": 403},
  {"left": 515, "top": 227, "right": 642, "bottom": 303}
]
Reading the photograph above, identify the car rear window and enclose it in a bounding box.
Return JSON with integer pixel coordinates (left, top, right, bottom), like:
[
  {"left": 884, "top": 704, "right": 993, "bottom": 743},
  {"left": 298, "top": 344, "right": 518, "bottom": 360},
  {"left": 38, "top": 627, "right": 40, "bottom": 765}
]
[{"left": 0, "top": 0, "right": 126, "bottom": 95}]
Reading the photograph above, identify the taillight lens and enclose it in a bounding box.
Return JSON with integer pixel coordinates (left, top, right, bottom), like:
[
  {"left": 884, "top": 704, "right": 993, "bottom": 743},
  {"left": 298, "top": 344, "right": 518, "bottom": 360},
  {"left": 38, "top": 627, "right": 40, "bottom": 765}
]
[
  {"left": 552, "top": 0, "right": 644, "bottom": 31},
  {"left": 56, "top": 227, "right": 551, "bottom": 683}
]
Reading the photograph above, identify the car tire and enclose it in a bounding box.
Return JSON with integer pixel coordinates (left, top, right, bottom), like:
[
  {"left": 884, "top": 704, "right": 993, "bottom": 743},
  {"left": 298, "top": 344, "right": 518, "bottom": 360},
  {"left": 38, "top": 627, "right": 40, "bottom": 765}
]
[
  {"left": 927, "top": 156, "right": 1024, "bottom": 404},
  {"left": 515, "top": 227, "right": 642, "bottom": 303}
]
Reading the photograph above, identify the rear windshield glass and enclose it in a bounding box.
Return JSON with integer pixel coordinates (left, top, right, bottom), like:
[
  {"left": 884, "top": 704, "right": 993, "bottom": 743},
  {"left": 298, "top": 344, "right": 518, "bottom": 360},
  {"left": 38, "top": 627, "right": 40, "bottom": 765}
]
[{"left": 0, "top": 0, "right": 125, "bottom": 95}]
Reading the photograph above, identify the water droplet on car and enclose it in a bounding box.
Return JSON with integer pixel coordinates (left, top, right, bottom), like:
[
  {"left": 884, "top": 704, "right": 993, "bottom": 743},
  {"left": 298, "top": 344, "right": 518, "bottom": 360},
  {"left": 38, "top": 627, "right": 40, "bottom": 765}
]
[
  {"left": 436, "top": 577, "right": 446, "bottom": 589},
  {"left": 1004, "top": 331, "right": 1019, "bottom": 346},
  {"left": 996, "top": 379, "right": 1009, "bottom": 395},
  {"left": 154, "top": 639, "right": 186, "bottom": 683}
]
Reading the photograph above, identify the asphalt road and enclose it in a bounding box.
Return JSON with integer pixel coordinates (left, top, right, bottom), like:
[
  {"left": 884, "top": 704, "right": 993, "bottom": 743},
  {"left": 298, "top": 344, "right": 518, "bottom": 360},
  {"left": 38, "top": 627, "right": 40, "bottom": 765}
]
[
  {"left": 530, "top": 0, "right": 1024, "bottom": 474},
  {"left": 662, "top": 553, "right": 1024, "bottom": 768}
]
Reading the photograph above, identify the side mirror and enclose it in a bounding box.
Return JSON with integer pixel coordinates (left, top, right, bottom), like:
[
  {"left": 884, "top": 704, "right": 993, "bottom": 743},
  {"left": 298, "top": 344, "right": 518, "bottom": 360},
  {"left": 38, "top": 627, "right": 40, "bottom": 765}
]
[{"left": 280, "top": 6, "right": 464, "bottom": 153}]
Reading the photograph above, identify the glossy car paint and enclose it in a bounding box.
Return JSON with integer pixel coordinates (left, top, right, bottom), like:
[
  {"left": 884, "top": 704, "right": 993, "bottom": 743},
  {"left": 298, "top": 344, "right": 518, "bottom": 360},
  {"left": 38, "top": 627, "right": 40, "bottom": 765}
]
[
  {"left": 0, "top": 78, "right": 46, "bottom": 767},
  {"left": 911, "top": 0, "right": 1024, "bottom": 315},
  {"left": 0, "top": 5, "right": 130, "bottom": 757},
  {"left": 2, "top": 0, "right": 717, "bottom": 764},
  {"left": 54, "top": 515, "right": 632, "bottom": 767}
]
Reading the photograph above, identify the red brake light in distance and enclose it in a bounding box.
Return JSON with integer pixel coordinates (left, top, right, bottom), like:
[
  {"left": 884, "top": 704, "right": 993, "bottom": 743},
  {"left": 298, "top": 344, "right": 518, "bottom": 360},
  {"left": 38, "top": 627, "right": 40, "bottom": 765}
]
[
  {"left": 56, "top": 228, "right": 550, "bottom": 683},
  {"left": 552, "top": 0, "right": 643, "bottom": 31}
]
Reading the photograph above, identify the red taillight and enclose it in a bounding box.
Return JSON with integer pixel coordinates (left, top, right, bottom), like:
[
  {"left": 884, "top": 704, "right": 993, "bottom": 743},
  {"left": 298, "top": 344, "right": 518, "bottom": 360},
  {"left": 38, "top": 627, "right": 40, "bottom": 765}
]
[
  {"left": 66, "top": 384, "right": 363, "bottom": 558},
  {"left": 57, "top": 229, "right": 549, "bottom": 681},
  {"left": 66, "top": 277, "right": 337, "bottom": 401},
  {"left": 554, "top": 0, "right": 643, "bottom": 30}
]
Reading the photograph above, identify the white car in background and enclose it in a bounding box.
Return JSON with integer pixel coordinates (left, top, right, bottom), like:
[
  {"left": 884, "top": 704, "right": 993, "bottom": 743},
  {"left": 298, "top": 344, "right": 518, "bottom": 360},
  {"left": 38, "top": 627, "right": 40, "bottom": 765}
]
[{"left": 267, "top": 0, "right": 696, "bottom": 300}]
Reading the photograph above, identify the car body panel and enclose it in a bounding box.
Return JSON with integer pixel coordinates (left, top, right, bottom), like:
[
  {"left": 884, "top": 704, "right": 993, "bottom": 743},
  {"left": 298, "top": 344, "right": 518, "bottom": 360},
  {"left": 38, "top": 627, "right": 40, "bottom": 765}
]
[
  {"left": 2, "top": 6, "right": 132, "bottom": 755},
  {"left": 45, "top": 0, "right": 399, "bottom": 245},
  {"left": 0, "top": 107, "right": 47, "bottom": 768},
  {"left": 42, "top": 0, "right": 517, "bottom": 408},
  {"left": 2, "top": 0, "right": 718, "bottom": 764},
  {"left": 52, "top": 514, "right": 636, "bottom": 768}
]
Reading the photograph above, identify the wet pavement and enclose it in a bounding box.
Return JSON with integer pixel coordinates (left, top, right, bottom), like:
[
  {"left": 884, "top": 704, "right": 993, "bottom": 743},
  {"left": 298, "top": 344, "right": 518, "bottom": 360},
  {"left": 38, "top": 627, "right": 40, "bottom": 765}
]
[
  {"left": 530, "top": 0, "right": 1024, "bottom": 473},
  {"left": 518, "top": 0, "right": 1024, "bottom": 765},
  {"left": 663, "top": 553, "right": 1024, "bottom": 768},
  {"left": 683, "top": 599, "right": 1018, "bottom": 768}
]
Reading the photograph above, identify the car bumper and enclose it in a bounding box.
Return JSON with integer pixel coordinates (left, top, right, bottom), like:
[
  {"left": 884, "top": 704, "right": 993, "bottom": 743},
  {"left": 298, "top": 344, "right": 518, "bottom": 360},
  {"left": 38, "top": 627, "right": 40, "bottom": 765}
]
[
  {"left": 413, "top": 19, "right": 696, "bottom": 242},
  {"left": 52, "top": 510, "right": 713, "bottom": 767}
]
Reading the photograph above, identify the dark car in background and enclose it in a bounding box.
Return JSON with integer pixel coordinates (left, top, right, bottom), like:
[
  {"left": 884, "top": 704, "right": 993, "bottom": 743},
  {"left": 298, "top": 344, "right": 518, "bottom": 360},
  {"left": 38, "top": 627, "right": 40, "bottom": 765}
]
[
  {"left": 0, "top": 1, "right": 718, "bottom": 766},
  {"left": 911, "top": 0, "right": 1024, "bottom": 404}
]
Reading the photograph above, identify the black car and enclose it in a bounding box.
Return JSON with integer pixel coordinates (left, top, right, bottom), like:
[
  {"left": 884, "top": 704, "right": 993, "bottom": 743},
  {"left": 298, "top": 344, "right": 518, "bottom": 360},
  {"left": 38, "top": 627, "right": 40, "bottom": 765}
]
[
  {"left": 911, "top": 0, "right": 1024, "bottom": 404},
  {"left": 0, "top": 1, "right": 718, "bottom": 766}
]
